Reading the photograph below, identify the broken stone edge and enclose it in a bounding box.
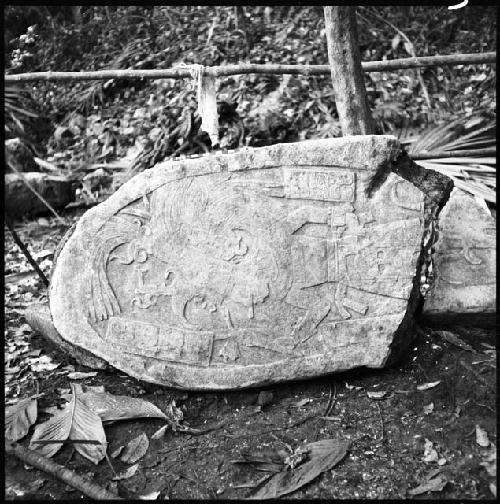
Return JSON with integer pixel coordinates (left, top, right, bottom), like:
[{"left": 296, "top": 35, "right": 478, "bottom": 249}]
[
  {"left": 382, "top": 152, "right": 453, "bottom": 366},
  {"left": 49, "top": 136, "right": 453, "bottom": 389}
]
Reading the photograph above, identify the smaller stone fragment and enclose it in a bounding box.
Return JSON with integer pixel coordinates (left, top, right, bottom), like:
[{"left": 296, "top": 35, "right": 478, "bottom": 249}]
[
  {"left": 423, "top": 188, "right": 496, "bottom": 325},
  {"left": 24, "top": 304, "right": 109, "bottom": 370}
]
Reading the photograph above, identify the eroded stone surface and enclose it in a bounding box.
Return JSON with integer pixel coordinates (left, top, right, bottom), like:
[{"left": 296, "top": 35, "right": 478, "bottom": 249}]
[
  {"left": 423, "top": 188, "right": 496, "bottom": 323},
  {"left": 50, "top": 136, "right": 430, "bottom": 389}
]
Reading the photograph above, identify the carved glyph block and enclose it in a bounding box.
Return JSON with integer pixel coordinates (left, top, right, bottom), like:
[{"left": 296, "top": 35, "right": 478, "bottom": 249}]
[
  {"left": 423, "top": 188, "right": 496, "bottom": 322},
  {"left": 50, "top": 136, "right": 429, "bottom": 389}
]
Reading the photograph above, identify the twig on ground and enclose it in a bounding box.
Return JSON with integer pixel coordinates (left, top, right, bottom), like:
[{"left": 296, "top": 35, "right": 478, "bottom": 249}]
[
  {"left": 375, "top": 402, "right": 385, "bottom": 443},
  {"left": 177, "top": 419, "right": 229, "bottom": 435},
  {"left": 225, "top": 413, "right": 317, "bottom": 439},
  {"left": 5, "top": 216, "right": 49, "bottom": 288},
  {"left": 323, "top": 385, "right": 337, "bottom": 417},
  {"left": 5, "top": 441, "right": 122, "bottom": 500},
  {"left": 459, "top": 360, "right": 496, "bottom": 392},
  {"left": 323, "top": 387, "right": 333, "bottom": 416},
  {"left": 104, "top": 452, "right": 119, "bottom": 478},
  {"left": 472, "top": 401, "right": 495, "bottom": 414}
]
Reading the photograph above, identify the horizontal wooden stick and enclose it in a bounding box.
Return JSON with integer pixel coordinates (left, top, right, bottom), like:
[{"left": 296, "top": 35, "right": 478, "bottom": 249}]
[{"left": 5, "top": 52, "right": 496, "bottom": 83}]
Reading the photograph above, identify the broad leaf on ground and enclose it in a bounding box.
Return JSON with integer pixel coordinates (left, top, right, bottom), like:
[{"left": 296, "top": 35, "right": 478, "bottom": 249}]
[
  {"left": 112, "top": 463, "right": 139, "bottom": 481},
  {"left": 5, "top": 394, "right": 42, "bottom": 441},
  {"left": 120, "top": 432, "right": 149, "bottom": 464},
  {"left": 63, "top": 386, "right": 167, "bottom": 423},
  {"left": 476, "top": 425, "right": 490, "bottom": 447},
  {"left": 408, "top": 475, "right": 447, "bottom": 496},
  {"left": 248, "top": 438, "right": 349, "bottom": 499},
  {"left": 29, "top": 384, "right": 106, "bottom": 464}
]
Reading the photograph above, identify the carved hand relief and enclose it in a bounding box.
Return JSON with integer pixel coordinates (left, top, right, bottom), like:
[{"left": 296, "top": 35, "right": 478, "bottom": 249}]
[{"left": 49, "top": 137, "right": 435, "bottom": 389}]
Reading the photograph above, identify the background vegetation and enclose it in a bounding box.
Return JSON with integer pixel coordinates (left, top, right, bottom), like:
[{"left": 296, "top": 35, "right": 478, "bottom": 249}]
[{"left": 4, "top": 5, "right": 497, "bottom": 196}]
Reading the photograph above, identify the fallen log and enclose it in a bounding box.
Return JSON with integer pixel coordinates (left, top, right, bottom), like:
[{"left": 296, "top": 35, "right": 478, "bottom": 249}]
[{"left": 5, "top": 172, "right": 73, "bottom": 220}]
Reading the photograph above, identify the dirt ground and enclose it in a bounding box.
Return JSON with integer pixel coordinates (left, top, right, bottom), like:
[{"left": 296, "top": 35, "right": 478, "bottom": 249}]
[{"left": 4, "top": 209, "right": 497, "bottom": 500}]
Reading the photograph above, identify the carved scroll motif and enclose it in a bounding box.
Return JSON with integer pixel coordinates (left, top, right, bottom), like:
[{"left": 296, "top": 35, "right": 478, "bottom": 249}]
[{"left": 390, "top": 179, "right": 423, "bottom": 211}]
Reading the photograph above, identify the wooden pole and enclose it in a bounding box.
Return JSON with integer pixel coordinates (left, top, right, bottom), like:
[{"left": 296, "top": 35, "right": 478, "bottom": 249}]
[
  {"left": 4, "top": 52, "right": 496, "bottom": 83},
  {"left": 324, "top": 6, "right": 374, "bottom": 135}
]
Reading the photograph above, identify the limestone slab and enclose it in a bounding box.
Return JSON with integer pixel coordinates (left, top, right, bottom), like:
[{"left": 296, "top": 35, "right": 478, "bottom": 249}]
[
  {"left": 423, "top": 188, "right": 496, "bottom": 324},
  {"left": 49, "top": 136, "right": 439, "bottom": 389}
]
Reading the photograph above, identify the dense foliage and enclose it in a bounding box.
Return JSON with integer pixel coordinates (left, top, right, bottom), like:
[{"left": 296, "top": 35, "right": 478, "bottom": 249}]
[{"left": 4, "top": 5, "right": 497, "bottom": 168}]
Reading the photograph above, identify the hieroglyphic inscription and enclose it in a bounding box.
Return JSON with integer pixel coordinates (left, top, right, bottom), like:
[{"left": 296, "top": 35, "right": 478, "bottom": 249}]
[
  {"left": 106, "top": 317, "right": 214, "bottom": 366},
  {"left": 284, "top": 168, "right": 355, "bottom": 202}
]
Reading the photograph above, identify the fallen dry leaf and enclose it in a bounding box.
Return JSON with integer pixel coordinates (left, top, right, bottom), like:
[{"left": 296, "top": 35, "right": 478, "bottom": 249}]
[
  {"left": 138, "top": 490, "right": 161, "bottom": 500},
  {"left": 435, "top": 330, "right": 476, "bottom": 353},
  {"left": 29, "top": 355, "right": 60, "bottom": 373},
  {"left": 112, "top": 463, "right": 139, "bottom": 481},
  {"left": 110, "top": 445, "right": 125, "bottom": 458},
  {"left": 234, "top": 448, "right": 287, "bottom": 473},
  {"left": 422, "top": 439, "right": 439, "bottom": 463},
  {"left": 490, "top": 483, "right": 497, "bottom": 497},
  {"left": 67, "top": 371, "right": 98, "bottom": 380},
  {"left": 417, "top": 381, "right": 441, "bottom": 391},
  {"left": 151, "top": 424, "right": 169, "bottom": 440},
  {"left": 367, "top": 390, "right": 387, "bottom": 400},
  {"left": 120, "top": 432, "right": 149, "bottom": 464},
  {"left": 479, "top": 444, "right": 497, "bottom": 477},
  {"left": 247, "top": 438, "right": 349, "bottom": 499},
  {"left": 345, "top": 382, "right": 363, "bottom": 391},
  {"left": 294, "top": 398, "right": 313, "bottom": 408},
  {"left": 5, "top": 394, "right": 41, "bottom": 441},
  {"left": 408, "top": 476, "right": 447, "bottom": 495},
  {"left": 476, "top": 425, "right": 490, "bottom": 447},
  {"left": 65, "top": 388, "right": 167, "bottom": 423},
  {"left": 423, "top": 403, "right": 434, "bottom": 415}
]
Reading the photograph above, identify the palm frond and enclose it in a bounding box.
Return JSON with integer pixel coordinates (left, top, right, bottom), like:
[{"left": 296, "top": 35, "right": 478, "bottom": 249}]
[
  {"left": 4, "top": 84, "right": 41, "bottom": 146},
  {"left": 407, "top": 114, "right": 496, "bottom": 206}
]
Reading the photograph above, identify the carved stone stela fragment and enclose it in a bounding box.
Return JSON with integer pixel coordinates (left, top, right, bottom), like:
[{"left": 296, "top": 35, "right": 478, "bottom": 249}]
[
  {"left": 50, "top": 137, "right": 427, "bottom": 389},
  {"left": 423, "top": 188, "right": 496, "bottom": 321}
]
